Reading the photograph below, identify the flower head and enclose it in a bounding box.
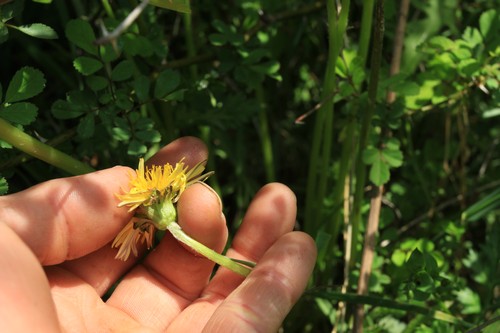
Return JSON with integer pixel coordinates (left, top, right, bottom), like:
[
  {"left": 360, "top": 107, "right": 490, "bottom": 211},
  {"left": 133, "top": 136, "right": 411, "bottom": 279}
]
[{"left": 112, "top": 158, "right": 212, "bottom": 260}]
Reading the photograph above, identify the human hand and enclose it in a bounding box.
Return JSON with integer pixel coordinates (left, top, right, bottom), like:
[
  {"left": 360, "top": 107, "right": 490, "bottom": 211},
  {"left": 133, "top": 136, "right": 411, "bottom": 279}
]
[{"left": 0, "top": 137, "right": 316, "bottom": 332}]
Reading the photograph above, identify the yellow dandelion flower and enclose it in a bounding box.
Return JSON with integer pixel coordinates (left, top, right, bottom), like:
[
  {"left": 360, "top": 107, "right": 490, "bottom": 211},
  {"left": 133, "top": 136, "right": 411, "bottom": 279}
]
[{"left": 112, "top": 158, "right": 213, "bottom": 260}]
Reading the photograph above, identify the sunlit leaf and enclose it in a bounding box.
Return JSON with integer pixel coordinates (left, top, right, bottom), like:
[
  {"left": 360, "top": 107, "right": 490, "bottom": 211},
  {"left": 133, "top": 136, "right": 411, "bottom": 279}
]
[
  {"left": 5, "top": 67, "right": 45, "bottom": 103},
  {"left": 15, "top": 23, "right": 58, "bottom": 39}
]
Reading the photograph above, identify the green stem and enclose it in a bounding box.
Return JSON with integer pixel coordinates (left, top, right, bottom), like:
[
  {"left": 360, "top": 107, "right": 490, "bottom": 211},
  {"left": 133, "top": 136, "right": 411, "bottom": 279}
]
[
  {"left": 101, "top": 0, "right": 116, "bottom": 19},
  {"left": 183, "top": 13, "right": 198, "bottom": 79},
  {"left": 304, "top": 0, "right": 350, "bottom": 234},
  {"left": 349, "top": 0, "right": 385, "bottom": 268},
  {"left": 328, "top": 117, "right": 356, "bottom": 247},
  {"left": 167, "top": 222, "right": 253, "bottom": 276},
  {"left": 358, "top": 0, "right": 375, "bottom": 66},
  {"left": 0, "top": 118, "right": 94, "bottom": 175},
  {"left": 256, "top": 85, "right": 275, "bottom": 182}
]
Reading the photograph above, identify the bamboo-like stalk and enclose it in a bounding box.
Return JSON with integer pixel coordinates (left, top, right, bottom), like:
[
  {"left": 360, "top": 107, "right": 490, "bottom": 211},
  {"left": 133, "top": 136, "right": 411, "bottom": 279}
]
[
  {"left": 304, "top": 0, "right": 350, "bottom": 234},
  {"left": 329, "top": 0, "right": 376, "bottom": 273},
  {"left": 0, "top": 118, "right": 94, "bottom": 175},
  {"left": 348, "top": 0, "right": 384, "bottom": 270},
  {"left": 358, "top": 0, "right": 375, "bottom": 67}
]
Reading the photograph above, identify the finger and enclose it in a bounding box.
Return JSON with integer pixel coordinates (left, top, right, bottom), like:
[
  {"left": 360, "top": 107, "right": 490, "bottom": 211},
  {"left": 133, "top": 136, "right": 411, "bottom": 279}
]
[
  {"left": 209, "top": 183, "right": 298, "bottom": 294},
  {"left": 50, "top": 136, "right": 210, "bottom": 295},
  {"left": 0, "top": 223, "right": 60, "bottom": 332},
  {"left": 146, "top": 136, "right": 208, "bottom": 168},
  {"left": 0, "top": 166, "right": 132, "bottom": 265},
  {"left": 106, "top": 182, "right": 227, "bottom": 331},
  {"left": 166, "top": 183, "right": 298, "bottom": 331},
  {"left": 204, "top": 232, "right": 316, "bottom": 332}
]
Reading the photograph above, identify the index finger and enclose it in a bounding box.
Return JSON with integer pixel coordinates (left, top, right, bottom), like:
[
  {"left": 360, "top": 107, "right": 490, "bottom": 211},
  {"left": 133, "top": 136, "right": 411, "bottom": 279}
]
[{"left": 0, "top": 166, "right": 132, "bottom": 265}]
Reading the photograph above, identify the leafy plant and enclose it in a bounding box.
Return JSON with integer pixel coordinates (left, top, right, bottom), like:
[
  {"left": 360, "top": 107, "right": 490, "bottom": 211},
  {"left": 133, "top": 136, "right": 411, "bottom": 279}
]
[{"left": 0, "top": 0, "right": 499, "bottom": 331}]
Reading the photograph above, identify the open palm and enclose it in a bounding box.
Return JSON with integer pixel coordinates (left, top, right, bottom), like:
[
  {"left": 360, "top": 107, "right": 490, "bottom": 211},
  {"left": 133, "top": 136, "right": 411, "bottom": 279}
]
[{"left": 0, "top": 137, "right": 316, "bottom": 332}]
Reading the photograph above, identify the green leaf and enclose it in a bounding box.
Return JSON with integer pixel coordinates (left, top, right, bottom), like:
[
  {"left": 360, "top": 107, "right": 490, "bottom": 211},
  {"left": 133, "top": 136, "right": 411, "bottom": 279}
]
[
  {"left": 51, "top": 100, "right": 83, "bottom": 119},
  {"left": 65, "top": 19, "right": 97, "bottom": 55},
  {"left": 136, "top": 130, "right": 161, "bottom": 143},
  {"left": 51, "top": 90, "right": 96, "bottom": 119},
  {"left": 391, "top": 82, "right": 420, "bottom": 96},
  {"left": 0, "top": 176, "right": 8, "bottom": 195},
  {"left": 208, "top": 33, "right": 228, "bottom": 46},
  {"left": 362, "top": 147, "right": 379, "bottom": 164},
  {"left": 163, "top": 89, "right": 186, "bottom": 102},
  {"left": 369, "top": 156, "right": 390, "bottom": 186},
  {"left": 128, "top": 139, "right": 147, "bottom": 155},
  {"left": 122, "top": 33, "right": 154, "bottom": 57},
  {"left": 115, "top": 90, "right": 133, "bottom": 110},
  {"left": 428, "top": 36, "right": 455, "bottom": 50},
  {"left": 462, "top": 27, "right": 483, "bottom": 49},
  {"left": 482, "top": 108, "right": 500, "bottom": 119},
  {"left": 99, "top": 43, "right": 119, "bottom": 63},
  {"left": 77, "top": 113, "right": 95, "bottom": 138},
  {"left": 132, "top": 75, "right": 150, "bottom": 102},
  {"left": 479, "top": 9, "right": 498, "bottom": 40},
  {"left": 455, "top": 288, "right": 481, "bottom": 314},
  {"left": 15, "top": 23, "right": 58, "bottom": 39},
  {"left": 1, "top": 0, "right": 24, "bottom": 22},
  {"left": 391, "top": 249, "right": 407, "bottom": 267},
  {"left": 111, "top": 60, "right": 134, "bottom": 81},
  {"left": 0, "top": 23, "right": 8, "bottom": 44},
  {"left": 85, "top": 75, "right": 108, "bottom": 91},
  {"left": 154, "top": 69, "right": 181, "bottom": 99},
  {"left": 5, "top": 67, "right": 45, "bottom": 103},
  {"left": 32, "top": 0, "right": 53, "bottom": 3},
  {"left": 112, "top": 126, "right": 131, "bottom": 141},
  {"left": 149, "top": 0, "right": 191, "bottom": 13},
  {"left": 251, "top": 61, "right": 280, "bottom": 75},
  {"left": 73, "top": 56, "right": 103, "bottom": 76},
  {"left": 0, "top": 102, "right": 38, "bottom": 125},
  {"left": 382, "top": 148, "right": 403, "bottom": 167},
  {"left": 458, "top": 59, "right": 481, "bottom": 77}
]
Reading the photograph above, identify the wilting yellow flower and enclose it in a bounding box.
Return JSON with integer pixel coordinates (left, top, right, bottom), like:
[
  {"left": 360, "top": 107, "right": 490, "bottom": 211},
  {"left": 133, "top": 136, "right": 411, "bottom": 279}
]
[{"left": 112, "top": 158, "right": 212, "bottom": 260}]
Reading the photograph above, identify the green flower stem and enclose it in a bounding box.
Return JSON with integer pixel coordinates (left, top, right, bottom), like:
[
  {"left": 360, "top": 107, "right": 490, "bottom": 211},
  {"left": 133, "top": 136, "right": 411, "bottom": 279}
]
[
  {"left": 0, "top": 118, "right": 94, "bottom": 175},
  {"left": 101, "top": 0, "right": 116, "bottom": 19},
  {"left": 166, "top": 222, "right": 254, "bottom": 277}
]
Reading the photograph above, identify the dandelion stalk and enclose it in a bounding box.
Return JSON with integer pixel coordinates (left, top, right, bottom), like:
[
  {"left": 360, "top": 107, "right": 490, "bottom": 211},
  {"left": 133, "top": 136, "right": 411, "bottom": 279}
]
[{"left": 167, "top": 222, "right": 253, "bottom": 276}]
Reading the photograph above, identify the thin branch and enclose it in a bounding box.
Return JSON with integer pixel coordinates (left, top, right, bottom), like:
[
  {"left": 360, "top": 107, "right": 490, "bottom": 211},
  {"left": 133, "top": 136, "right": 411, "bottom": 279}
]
[{"left": 94, "top": 0, "right": 150, "bottom": 45}]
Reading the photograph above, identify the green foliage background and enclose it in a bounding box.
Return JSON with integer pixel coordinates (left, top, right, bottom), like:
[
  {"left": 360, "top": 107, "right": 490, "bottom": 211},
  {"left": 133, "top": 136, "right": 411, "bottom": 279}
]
[{"left": 1, "top": 0, "right": 499, "bottom": 331}]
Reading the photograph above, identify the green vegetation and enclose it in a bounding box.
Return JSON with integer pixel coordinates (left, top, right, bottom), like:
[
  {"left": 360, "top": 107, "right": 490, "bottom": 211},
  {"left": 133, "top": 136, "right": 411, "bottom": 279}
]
[{"left": 1, "top": 0, "right": 499, "bottom": 331}]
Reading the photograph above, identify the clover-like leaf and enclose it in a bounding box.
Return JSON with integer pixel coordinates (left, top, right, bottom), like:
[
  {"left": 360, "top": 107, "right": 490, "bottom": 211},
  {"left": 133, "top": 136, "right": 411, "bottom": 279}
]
[
  {"left": 111, "top": 60, "right": 134, "bottom": 82},
  {"left": 65, "top": 19, "right": 98, "bottom": 55},
  {"left": 0, "top": 102, "right": 38, "bottom": 125},
  {"left": 73, "top": 57, "right": 103, "bottom": 76},
  {"left": 154, "top": 69, "right": 180, "bottom": 99},
  {"left": 5, "top": 67, "right": 45, "bottom": 103}
]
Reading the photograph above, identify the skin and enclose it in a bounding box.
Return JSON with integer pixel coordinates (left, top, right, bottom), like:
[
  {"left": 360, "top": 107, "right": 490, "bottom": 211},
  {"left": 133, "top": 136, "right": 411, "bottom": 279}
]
[{"left": 0, "top": 136, "right": 317, "bottom": 333}]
